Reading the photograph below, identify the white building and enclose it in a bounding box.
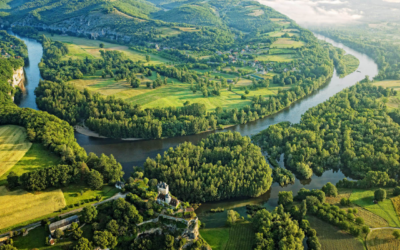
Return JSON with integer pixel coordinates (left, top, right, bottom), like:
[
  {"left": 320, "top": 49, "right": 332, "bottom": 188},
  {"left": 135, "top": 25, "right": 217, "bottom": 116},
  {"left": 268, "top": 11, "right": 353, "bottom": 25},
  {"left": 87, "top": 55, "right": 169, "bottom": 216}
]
[{"left": 157, "top": 182, "right": 180, "bottom": 208}]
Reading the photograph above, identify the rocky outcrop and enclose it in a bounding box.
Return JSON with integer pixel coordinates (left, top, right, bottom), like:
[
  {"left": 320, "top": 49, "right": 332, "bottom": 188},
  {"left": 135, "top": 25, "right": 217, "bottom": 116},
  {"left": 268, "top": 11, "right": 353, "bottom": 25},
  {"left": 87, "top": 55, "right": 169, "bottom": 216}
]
[
  {"left": 10, "top": 67, "right": 25, "bottom": 89},
  {"left": 8, "top": 67, "right": 25, "bottom": 101}
]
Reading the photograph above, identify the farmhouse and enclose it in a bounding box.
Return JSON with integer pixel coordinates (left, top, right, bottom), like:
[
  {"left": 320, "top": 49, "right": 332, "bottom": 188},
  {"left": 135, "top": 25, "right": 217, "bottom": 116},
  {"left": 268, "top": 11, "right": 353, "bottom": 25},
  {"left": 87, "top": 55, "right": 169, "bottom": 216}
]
[
  {"left": 49, "top": 215, "right": 79, "bottom": 235},
  {"left": 156, "top": 182, "right": 180, "bottom": 208}
]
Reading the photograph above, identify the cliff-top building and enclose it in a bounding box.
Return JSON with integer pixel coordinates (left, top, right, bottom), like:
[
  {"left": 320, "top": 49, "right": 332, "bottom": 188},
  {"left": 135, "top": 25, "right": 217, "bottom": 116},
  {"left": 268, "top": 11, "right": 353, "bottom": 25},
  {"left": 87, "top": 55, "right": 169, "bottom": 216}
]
[{"left": 156, "top": 182, "right": 180, "bottom": 208}]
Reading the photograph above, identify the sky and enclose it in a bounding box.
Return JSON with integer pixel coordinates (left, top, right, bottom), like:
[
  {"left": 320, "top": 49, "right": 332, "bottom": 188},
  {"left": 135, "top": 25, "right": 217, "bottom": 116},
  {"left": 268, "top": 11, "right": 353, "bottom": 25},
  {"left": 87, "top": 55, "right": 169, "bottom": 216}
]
[{"left": 258, "top": 0, "right": 400, "bottom": 26}]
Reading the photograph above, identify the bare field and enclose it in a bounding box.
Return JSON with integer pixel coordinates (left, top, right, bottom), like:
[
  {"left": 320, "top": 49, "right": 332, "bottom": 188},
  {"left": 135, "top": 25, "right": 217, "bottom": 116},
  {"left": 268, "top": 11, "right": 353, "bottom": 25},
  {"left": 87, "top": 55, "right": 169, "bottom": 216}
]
[
  {"left": 0, "top": 186, "right": 65, "bottom": 229},
  {"left": 0, "top": 125, "right": 32, "bottom": 178}
]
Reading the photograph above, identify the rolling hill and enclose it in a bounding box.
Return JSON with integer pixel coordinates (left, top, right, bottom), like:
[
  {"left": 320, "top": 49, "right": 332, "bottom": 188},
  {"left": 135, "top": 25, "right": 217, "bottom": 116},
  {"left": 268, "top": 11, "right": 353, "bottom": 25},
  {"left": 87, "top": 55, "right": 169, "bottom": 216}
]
[{"left": 152, "top": 4, "right": 223, "bottom": 27}]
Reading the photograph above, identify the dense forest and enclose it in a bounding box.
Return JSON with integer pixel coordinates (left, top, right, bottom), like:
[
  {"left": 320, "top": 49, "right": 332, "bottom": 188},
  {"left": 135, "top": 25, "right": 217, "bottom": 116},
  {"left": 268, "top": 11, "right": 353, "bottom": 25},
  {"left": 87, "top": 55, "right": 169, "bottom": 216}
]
[
  {"left": 144, "top": 131, "right": 273, "bottom": 202},
  {"left": 253, "top": 81, "right": 400, "bottom": 181},
  {"left": 252, "top": 205, "right": 306, "bottom": 250}
]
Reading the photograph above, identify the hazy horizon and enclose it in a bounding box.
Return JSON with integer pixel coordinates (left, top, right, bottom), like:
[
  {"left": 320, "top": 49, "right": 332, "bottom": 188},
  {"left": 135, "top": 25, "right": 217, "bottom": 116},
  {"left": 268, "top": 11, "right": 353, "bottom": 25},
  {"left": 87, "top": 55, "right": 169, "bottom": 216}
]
[{"left": 258, "top": 0, "right": 400, "bottom": 27}]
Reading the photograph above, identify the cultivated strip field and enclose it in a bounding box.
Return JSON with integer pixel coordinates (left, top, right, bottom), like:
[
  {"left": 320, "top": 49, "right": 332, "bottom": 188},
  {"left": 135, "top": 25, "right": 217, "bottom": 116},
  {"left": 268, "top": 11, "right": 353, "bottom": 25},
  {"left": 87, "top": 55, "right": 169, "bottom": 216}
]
[
  {"left": 350, "top": 189, "right": 400, "bottom": 227},
  {"left": 0, "top": 186, "right": 65, "bottom": 229},
  {"left": 367, "top": 229, "right": 400, "bottom": 250},
  {"left": 0, "top": 125, "right": 32, "bottom": 178},
  {"left": 308, "top": 216, "right": 364, "bottom": 250},
  {"left": 200, "top": 222, "right": 254, "bottom": 250}
]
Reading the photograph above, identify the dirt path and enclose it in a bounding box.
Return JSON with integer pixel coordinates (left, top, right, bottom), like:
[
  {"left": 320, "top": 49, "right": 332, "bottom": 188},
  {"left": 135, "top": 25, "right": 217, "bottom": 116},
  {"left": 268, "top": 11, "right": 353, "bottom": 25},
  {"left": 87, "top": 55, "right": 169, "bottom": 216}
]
[{"left": 370, "top": 227, "right": 400, "bottom": 231}]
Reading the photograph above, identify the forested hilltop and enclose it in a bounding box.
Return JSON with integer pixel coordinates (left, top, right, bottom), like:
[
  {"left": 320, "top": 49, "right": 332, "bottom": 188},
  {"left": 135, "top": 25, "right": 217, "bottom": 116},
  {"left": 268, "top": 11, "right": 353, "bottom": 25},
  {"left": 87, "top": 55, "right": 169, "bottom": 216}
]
[{"left": 2, "top": 0, "right": 344, "bottom": 139}]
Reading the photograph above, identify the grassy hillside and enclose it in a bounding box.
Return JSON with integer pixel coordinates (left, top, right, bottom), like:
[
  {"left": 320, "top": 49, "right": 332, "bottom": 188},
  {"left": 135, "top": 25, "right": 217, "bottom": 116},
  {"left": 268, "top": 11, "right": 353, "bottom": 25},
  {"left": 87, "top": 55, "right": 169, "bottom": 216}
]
[
  {"left": 152, "top": 4, "right": 223, "bottom": 26},
  {"left": 3, "top": 0, "right": 159, "bottom": 23}
]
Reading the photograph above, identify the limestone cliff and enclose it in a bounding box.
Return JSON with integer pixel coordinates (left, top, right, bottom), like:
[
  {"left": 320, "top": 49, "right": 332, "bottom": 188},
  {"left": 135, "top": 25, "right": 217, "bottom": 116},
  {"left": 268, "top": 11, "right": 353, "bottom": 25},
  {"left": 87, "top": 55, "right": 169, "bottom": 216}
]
[
  {"left": 10, "top": 67, "right": 25, "bottom": 89},
  {"left": 9, "top": 67, "right": 26, "bottom": 101}
]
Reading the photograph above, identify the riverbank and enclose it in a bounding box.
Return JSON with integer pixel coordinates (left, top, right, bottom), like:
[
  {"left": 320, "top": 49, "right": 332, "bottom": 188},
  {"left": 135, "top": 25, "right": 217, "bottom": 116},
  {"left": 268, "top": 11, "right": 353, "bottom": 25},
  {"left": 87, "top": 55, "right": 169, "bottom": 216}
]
[{"left": 74, "top": 125, "right": 143, "bottom": 141}]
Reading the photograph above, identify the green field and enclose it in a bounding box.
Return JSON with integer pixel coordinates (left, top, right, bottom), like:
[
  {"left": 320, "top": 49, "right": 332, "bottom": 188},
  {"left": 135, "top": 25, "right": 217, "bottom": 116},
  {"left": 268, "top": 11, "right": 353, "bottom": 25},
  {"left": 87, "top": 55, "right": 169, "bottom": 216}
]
[
  {"left": 269, "top": 48, "right": 296, "bottom": 55},
  {"left": 0, "top": 186, "right": 66, "bottom": 230},
  {"left": 271, "top": 38, "right": 305, "bottom": 49},
  {"left": 308, "top": 216, "right": 364, "bottom": 250},
  {"left": 40, "top": 32, "right": 169, "bottom": 65},
  {"left": 0, "top": 125, "right": 32, "bottom": 180},
  {"left": 0, "top": 143, "right": 61, "bottom": 186},
  {"left": 71, "top": 76, "right": 255, "bottom": 111},
  {"left": 201, "top": 227, "right": 230, "bottom": 250},
  {"left": 200, "top": 221, "right": 254, "bottom": 250},
  {"left": 62, "top": 184, "right": 119, "bottom": 206},
  {"left": 350, "top": 189, "right": 400, "bottom": 227}
]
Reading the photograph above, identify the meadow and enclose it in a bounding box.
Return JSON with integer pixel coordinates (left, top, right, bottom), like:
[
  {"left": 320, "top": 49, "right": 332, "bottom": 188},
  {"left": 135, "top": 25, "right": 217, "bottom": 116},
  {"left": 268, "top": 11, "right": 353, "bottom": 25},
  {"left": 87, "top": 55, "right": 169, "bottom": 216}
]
[
  {"left": 0, "top": 143, "right": 61, "bottom": 186},
  {"left": 200, "top": 221, "right": 254, "bottom": 250},
  {"left": 367, "top": 229, "right": 400, "bottom": 250},
  {"left": 0, "top": 125, "right": 32, "bottom": 179},
  {"left": 62, "top": 184, "right": 119, "bottom": 206},
  {"left": 39, "top": 33, "right": 169, "bottom": 65},
  {"left": 71, "top": 75, "right": 255, "bottom": 111},
  {"left": 307, "top": 216, "right": 364, "bottom": 250},
  {"left": 374, "top": 80, "right": 400, "bottom": 110},
  {"left": 0, "top": 186, "right": 66, "bottom": 230},
  {"left": 349, "top": 189, "right": 400, "bottom": 227}
]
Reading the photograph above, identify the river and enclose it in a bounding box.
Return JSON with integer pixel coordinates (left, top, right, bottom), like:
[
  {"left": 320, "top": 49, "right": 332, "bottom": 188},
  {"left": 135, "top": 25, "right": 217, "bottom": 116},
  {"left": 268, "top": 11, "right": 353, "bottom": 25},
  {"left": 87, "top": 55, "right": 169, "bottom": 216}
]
[{"left": 15, "top": 33, "right": 378, "bottom": 228}]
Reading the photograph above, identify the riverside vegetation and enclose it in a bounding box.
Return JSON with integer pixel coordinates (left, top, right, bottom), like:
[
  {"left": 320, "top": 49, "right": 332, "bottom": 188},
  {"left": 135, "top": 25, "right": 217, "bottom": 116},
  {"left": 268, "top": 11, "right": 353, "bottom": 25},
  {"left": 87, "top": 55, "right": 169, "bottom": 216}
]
[{"left": 5, "top": 0, "right": 341, "bottom": 139}]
